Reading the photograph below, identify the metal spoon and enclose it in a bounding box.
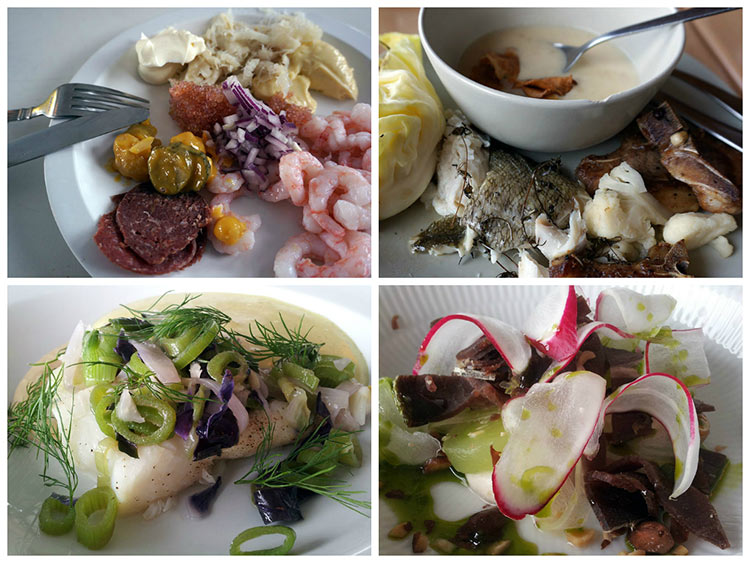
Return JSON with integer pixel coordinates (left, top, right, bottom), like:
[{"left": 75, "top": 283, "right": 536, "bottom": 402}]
[{"left": 555, "top": 8, "right": 738, "bottom": 73}]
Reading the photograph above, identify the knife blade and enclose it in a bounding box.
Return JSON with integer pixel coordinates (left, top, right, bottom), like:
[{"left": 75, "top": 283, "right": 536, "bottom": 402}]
[{"left": 8, "top": 106, "right": 149, "bottom": 167}]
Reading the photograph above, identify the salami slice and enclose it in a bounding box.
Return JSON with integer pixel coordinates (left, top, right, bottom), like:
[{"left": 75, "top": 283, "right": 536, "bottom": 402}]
[
  {"left": 94, "top": 211, "right": 204, "bottom": 275},
  {"left": 115, "top": 184, "right": 210, "bottom": 265}
]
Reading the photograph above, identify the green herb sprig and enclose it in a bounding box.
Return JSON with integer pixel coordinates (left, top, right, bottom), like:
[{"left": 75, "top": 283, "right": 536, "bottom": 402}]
[
  {"left": 8, "top": 350, "right": 78, "bottom": 504},
  {"left": 236, "top": 419, "right": 370, "bottom": 516},
  {"left": 239, "top": 315, "right": 322, "bottom": 369}
]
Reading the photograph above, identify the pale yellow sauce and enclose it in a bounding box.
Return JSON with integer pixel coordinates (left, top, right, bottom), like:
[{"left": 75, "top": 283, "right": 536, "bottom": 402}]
[{"left": 459, "top": 25, "right": 640, "bottom": 101}]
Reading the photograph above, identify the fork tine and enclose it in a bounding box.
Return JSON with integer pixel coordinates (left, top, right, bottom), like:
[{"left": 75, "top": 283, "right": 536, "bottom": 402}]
[
  {"left": 72, "top": 93, "right": 148, "bottom": 108},
  {"left": 70, "top": 101, "right": 136, "bottom": 112},
  {"left": 69, "top": 83, "right": 149, "bottom": 104}
]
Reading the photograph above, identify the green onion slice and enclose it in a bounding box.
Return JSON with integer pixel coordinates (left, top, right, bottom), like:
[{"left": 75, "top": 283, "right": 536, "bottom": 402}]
[
  {"left": 74, "top": 486, "right": 118, "bottom": 550},
  {"left": 281, "top": 362, "right": 319, "bottom": 394},
  {"left": 39, "top": 496, "right": 75, "bottom": 536},
  {"left": 110, "top": 395, "right": 175, "bottom": 445},
  {"left": 229, "top": 525, "right": 296, "bottom": 555}
]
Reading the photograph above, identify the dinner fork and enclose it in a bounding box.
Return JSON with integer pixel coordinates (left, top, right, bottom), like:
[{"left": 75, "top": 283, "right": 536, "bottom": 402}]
[
  {"left": 554, "top": 8, "right": 738, "bottom": 73},
  {"left": 8, "top": 83, "right": 149, "bottom": 122}
]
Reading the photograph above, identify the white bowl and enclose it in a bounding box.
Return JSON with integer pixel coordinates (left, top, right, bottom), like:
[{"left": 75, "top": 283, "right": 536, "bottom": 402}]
[{"left": 419, "top": 8, "right": 685, "bottom": 152}]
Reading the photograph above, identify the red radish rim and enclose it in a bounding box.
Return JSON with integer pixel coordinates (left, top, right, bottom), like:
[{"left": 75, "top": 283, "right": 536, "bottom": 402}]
[
  {"left": 413, "top": 314, "right": 518, "bottom": 375},
  {"left": 609, "top": 371, "right": 696, "bottom": 441},
  {"left": 544, "top": 321, "right": 634, "bottom": 382},
  {"left": 525, "top": 286, "right": 579, "bottom": 361},
  {"left": 491, "top": 374, "right": 608, "bottom": 520}
]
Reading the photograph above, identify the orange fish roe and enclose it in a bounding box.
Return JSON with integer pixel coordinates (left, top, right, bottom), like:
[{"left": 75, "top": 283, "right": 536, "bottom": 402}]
[
  {"left": 267, "top": 94, "right": 313, "bottom": 129},
  {"left": 168, "top": 81, "right": 236, "bottom": 135}
]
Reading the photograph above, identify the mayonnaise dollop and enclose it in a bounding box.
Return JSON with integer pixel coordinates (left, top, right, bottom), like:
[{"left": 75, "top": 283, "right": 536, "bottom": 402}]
[{"left": 135, "top": 27, "right": 206, "bottom": 85}]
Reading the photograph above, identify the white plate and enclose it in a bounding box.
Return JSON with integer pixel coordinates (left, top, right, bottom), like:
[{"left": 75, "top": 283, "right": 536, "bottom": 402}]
[
  {"left": 379, "top": 284, "right": 742, "bottom": 555},
  {"left": 8, "top": 285, "right": 372, "bottom": 555},
  {"left": 379, "top": 54, "right": 742, "bottom": 278},
  {"left": 44, "top": 8, "right": 371, "bottom": 277}
]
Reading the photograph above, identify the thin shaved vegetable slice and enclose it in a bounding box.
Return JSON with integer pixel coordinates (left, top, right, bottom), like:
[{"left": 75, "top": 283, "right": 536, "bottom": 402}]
[
  {"left": 523, "top": 286, "right": 579, "bottom": 361},
  {"left": 61, "top": 321, "right": 86, "bottom": 389},
  {"left": 538, "top": 321, "right": 634, "bottom": 382},
  {"left": 130, "top": 340, "right": 181, "bottom": 384},
  {"left": 492, "top": 371, "right": 606, "bottom": 520},
  {"left": 414, "top": 314, "right": 531, "bottom": 376},
  {"left": 595, "top": 288, "right": 676, "bottom": 335},
  {"left": 585, "top": 372, "right": 699, "bottom": 498},
  {"left": 645, "top": 328, "right": 710, "bottom": 387}
]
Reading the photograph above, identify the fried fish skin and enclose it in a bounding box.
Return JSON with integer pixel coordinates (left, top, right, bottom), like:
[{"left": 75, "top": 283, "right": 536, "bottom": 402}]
[{"left": 462, "top": 147, "right": 581, "bottom": 254}]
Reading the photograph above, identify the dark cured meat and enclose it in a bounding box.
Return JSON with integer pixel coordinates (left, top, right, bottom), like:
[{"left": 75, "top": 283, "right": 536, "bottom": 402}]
[
  {"left": 692, "top": 449, "right": 729, "bottom": 496},
  {"left": 116, "top": 185, "right": 210, "bottom": 265},
  {"left": 584, "top": 471, "right": 652, "bottom": 533},
  {"left": 394, "top": 374, "right": 507, "bottom": 427},
  {"left": 607, "top": 412, "right": 653, "bottom": 445},
  {"left": 454, "top": 337, "right": 511, "bottom": 381},
  {"left": 94, "top": 211, "right": 205, "bottom": 275},
  {"left": 603, "top": 456, "right": 729, "bottom": 549}
]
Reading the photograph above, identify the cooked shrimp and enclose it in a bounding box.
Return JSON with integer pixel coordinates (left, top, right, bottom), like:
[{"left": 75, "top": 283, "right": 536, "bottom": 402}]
[
  {"left": 306, "top": 164, "right": 370, "bottom": 236},
  {"left": 259, "top": 179, "right": 290, "bottom": 203},
  {"left": 207, "top": 171, "right": 245, "bottom": 194},
  {"left": 278, "top": 151, "right": 324, "bottom": 206},
  {"left": 274, "top": 232, "right": 338, "bottom": 277},
  {"left": 296, "top": 231, "right": 371, "bottom": 278},
  {"left": 298, "top": 104, "right": 372, "bottom": 171}
]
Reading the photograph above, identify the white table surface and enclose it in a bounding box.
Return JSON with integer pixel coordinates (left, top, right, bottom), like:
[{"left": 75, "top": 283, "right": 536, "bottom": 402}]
[{"left": 7, "top": 8, "right": 370, "bottom": 278}]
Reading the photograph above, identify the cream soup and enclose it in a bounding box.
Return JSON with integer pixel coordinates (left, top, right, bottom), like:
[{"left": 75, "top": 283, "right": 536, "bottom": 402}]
[{"left": 460, "top": 25, "right": 640, "bottom": 101}]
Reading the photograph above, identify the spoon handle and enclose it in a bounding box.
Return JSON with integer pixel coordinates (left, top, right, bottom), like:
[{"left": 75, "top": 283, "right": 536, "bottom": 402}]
[{"left": 587, "top": 8, "right": 738, "bottom": 50}]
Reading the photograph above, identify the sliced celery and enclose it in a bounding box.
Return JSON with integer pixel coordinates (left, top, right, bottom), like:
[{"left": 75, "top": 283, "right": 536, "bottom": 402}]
[
  {"left": 93, "top": 394, "right": 117, "bottom": 439},
  {"left": 282, "top": 362, "right": 319, "bottom": 394},
  {"left": 314, "top": 355, "right": 355, "bottom": 388},
  {"left": 110, "top": 395, "right": 176, "bottom": 445},
  {"left": 335, "top": 433, "right": 363, "bottom": 467},
  {"left": 229, "top": 525, "right": 296, "bottom": 555},
  {"left": 74, "top": 486, "right": 118, "bottom": 550},
  {"left": 207, "top": 350, "right": 248, "bottom": 382},
  {"left": 39, "top": 496, "right": 75, "bottom": 536},
  {"left": 94, "top": 437, "right": 118, "bottom": 487},
  {"left": 82, "top": 330, "right": 121, "bottom": 386},
  {"left": 171, "top": 321, "right": 220, "bottom": 370}
]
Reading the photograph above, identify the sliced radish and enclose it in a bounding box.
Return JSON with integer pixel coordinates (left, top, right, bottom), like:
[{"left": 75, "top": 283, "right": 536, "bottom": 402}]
[
  {"left": 584, "top": 372, "right": 699, "bottom": 498},
  {"left": 645, "top": 328, "right": 710, "bottom": 387},
  {"left": 130, "top": 340, "right": 181, "bottom": 384},
  {"left": 595, "top": 288, "right": 676, "bottom": 335},
  {"left": 492, "top": 371, "right": 606, "bottom": 520},
  {"left": 414, "top": 314, "right": 531, "bottom": 376},
  {"left": 523, "top": 286, "right": 579, "bottom": 361},
  {"left": 538, "top": 321, "right": 635, "bottom": 382}
]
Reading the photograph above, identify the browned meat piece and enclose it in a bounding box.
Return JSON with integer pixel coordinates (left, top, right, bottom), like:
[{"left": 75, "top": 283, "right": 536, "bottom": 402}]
[
  {"left": 116, "top": 185, "right": 211, "bottom": 265},
  {"left": 692, "top": 449, "right": 729, "bottom": 496},
  {"left": 637, "top": 101, "right": 741, "bottom": 214},
  {"left": 394, "top": 374, "right": 507, "bottom": 427},
  {"left": 94, "top": 211, "right": 205, "bottom": 275},
  {"left": 549, "top": 241, "right": 691, "bottom": 278},
  {"left": 575, "top": 125, "right": 700, "bottom": 214},
  {"left": 605, "top": 456, "right": 730, "bottom": 549},
  {"left": 627, "top": 521, "right": 674, "bottom": 554}
]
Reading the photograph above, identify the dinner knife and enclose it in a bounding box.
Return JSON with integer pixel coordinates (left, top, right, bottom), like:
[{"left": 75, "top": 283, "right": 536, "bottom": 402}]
[{"left": 8, "top": 106, "right": 149, "bottom": 167}]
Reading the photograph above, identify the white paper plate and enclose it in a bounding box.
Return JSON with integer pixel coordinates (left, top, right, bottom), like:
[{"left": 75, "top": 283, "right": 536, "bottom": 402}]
[
  {"left": 8, "top": 285, "right": 371, "bottom": 555},
  {"left": 379, "top": 284, "right": 742, "bottom": 555},
  {"left": 379, "top": 53, "right": 742, "bottom": 278},
  {"left": 44, "top": 8, "right": 371, "bottom": 277}
]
